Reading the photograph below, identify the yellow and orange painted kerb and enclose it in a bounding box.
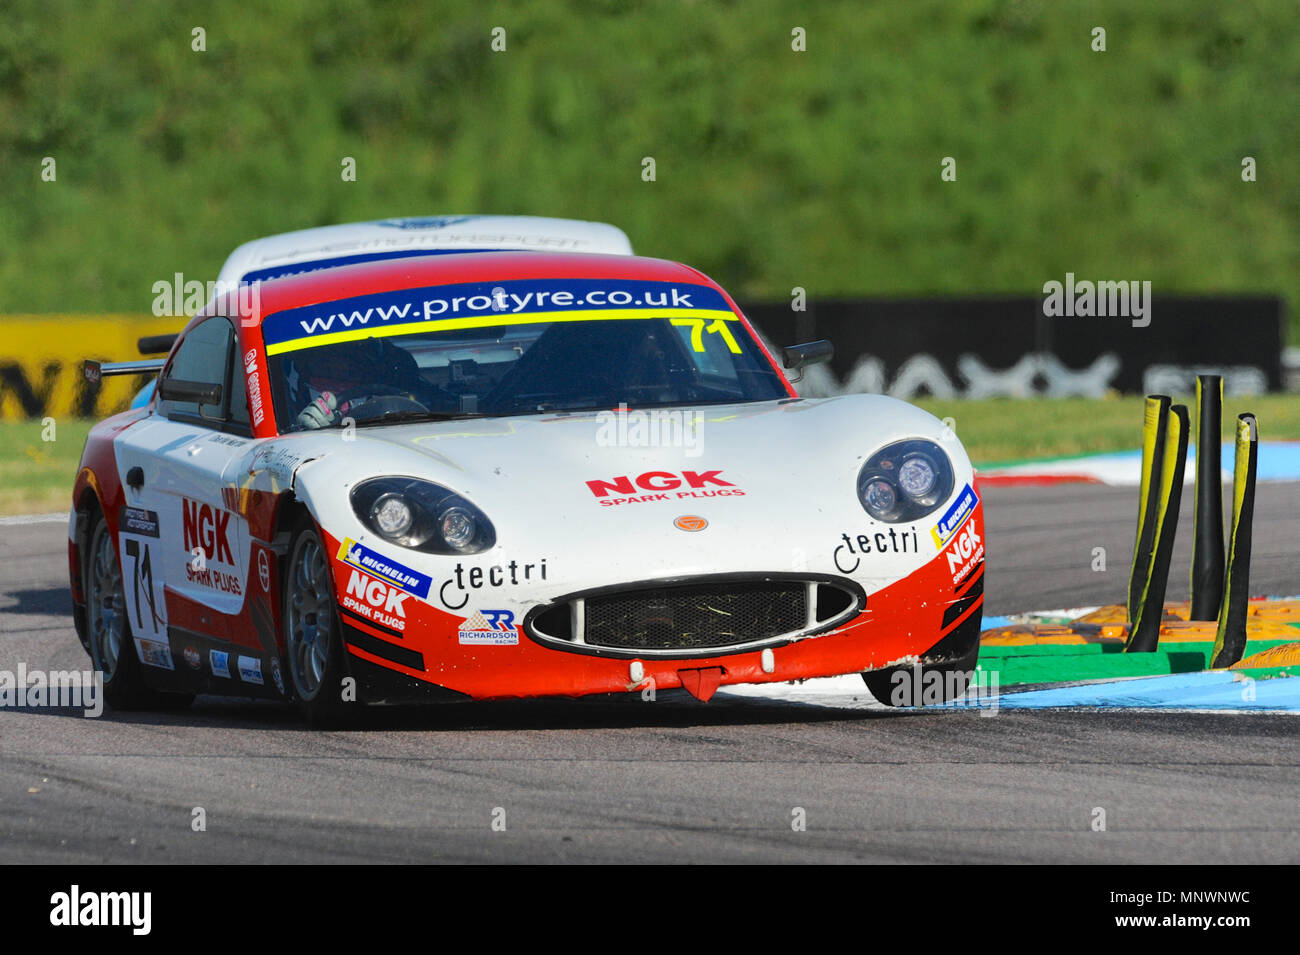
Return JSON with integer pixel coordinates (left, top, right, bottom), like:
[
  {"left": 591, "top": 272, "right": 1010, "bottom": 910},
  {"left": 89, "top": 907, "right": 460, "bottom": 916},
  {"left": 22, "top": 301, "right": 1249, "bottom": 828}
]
[
  {"left": 980, "top": 601, "right": 1300, "bottom": 684},
  {"left": 979, "top": 376, "right": 1300, "bottom": 686},
  {"left": 0, "top": 315, "right": 181, "bottom": 420}
]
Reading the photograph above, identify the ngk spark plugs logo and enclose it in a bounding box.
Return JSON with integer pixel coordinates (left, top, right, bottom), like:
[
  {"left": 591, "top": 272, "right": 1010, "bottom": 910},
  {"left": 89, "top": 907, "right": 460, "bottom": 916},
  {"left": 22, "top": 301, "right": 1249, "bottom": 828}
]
[
  {"left": 585, "top": 469, "right": 744, "bottom": 507},
  {"left": 943, "top": 519, "right": 984, "bottom": 587},
  {"left": 182, "top": 498, "right": 242, "bottom": 595},
  {"left": 458, "top": 609, "right": 519, "bottom": 645},
  {"left": 343, "top": 569, "right": 410, "bottom": 631}
]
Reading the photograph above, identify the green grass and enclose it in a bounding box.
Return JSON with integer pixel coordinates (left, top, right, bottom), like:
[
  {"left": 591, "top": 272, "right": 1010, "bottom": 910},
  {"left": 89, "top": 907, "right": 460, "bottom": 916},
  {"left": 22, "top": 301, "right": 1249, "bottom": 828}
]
[
  {"left": 914, "top": 395, "right": 1300, "bottom": 464},
  {"left": 4, "top": 395, "right": 1296, "bottom": 514},
  {"left": 0, "top": 418, "right": 91, "bottom": 515},
  {"left": 0, "top": 1, "right": 1296, "bottom": 336}
]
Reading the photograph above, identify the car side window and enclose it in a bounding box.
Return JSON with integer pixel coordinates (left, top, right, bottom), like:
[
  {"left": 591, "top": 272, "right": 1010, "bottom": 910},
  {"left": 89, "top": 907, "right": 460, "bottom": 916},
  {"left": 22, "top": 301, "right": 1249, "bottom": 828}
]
[{"left": 160, "top": 318, "right": 234, "bottom": 426}]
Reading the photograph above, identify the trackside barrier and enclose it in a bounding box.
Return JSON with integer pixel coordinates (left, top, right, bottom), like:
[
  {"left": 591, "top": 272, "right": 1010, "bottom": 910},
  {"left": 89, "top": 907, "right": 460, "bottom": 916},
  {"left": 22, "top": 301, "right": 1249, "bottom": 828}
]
[
  {"left": 0, "top": 315, "right": 181, "bottom": 420},
  {"left": 1126, "top": 400, "right": 1189, "bottom": 653},
  {"left": 984, "top": 399, "right": 1271, "bottom": 684},
  {"left": 1210, "top": 415, "right": 1259, "bottom": 668},
  {"left": 1190, "top": 375, "right": 1226, "bottom": 620},
  {"left": 1127, "top": 396, "right": 1170, "bottom": 627}
]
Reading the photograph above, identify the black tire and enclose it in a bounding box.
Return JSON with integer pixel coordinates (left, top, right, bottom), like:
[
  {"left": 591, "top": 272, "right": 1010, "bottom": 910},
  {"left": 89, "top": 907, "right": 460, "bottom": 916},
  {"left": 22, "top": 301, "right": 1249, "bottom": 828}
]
[
  {"left": 282, "top": 517, "right": 354, "bottom": 727},
  {"left": 862, "top": 614, "right": 981, "bottom": 707},
  {"left": 84, "top": 508, "right": 193, "bottom": 711}
]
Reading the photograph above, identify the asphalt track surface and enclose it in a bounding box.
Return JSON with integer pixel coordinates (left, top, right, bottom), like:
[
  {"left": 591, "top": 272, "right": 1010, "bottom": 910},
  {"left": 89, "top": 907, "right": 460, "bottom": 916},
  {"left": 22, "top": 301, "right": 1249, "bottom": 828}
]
[{"left": 1, "top": 482, "right": 1297, "bottom": 864}]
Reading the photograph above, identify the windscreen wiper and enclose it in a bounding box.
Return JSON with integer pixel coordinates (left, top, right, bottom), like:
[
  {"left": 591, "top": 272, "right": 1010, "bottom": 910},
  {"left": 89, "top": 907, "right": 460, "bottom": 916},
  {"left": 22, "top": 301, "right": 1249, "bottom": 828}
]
[{"left": 352, "top": 410, "right": 489, "bottom": 427}]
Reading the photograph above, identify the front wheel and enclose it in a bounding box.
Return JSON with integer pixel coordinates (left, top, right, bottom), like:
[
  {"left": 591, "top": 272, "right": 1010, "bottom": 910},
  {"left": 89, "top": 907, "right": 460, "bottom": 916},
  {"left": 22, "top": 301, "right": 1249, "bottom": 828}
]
[
  {"left": 862, "top": 614, "right": 981, "bottom": 707},
  {"left": 283, "top": 519, "right": 352, "bottom": 726}
]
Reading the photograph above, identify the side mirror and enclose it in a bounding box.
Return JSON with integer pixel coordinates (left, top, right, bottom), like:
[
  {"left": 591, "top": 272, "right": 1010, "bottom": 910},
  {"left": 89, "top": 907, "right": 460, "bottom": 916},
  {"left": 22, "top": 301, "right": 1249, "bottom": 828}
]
[
  {"left": 781, "top": 340, "right": 834, "bottom": 383},
  {"left": 158, "top": 377, "right": 222, "bottom": 407}
]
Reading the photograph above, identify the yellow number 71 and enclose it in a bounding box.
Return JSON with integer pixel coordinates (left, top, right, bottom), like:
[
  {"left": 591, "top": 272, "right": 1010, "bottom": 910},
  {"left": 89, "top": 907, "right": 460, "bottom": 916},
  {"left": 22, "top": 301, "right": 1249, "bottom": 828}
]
[{"left": 671, "top": 317, "right": 742, "bottom": 354}]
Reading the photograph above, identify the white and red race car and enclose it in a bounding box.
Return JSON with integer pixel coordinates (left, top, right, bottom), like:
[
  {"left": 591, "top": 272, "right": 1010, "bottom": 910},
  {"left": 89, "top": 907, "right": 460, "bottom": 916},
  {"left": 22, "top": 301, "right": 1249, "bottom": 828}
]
[{"left": 70, "top": 222, "right": 984, "bottom": 723}]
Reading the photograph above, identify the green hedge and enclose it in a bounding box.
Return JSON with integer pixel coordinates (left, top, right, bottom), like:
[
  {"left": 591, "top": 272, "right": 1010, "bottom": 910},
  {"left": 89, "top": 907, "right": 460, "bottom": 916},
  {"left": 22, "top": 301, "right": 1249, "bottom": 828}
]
[{"left": 1, "top": 1, "right": 1294, "bottom": 336}]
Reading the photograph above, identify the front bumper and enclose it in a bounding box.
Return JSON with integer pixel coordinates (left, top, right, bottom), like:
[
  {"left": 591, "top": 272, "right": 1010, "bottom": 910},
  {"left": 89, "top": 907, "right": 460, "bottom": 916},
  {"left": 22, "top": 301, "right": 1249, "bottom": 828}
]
[{"left": 326, "top": 521, "right": 985, "bottom": 703}]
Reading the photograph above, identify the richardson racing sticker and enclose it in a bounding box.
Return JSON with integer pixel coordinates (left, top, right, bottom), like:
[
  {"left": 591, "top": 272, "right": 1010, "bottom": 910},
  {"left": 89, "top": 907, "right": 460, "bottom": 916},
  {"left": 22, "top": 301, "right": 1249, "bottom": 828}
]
[{"left": 458, "top": 610, "right": 520, "bottom": 646}]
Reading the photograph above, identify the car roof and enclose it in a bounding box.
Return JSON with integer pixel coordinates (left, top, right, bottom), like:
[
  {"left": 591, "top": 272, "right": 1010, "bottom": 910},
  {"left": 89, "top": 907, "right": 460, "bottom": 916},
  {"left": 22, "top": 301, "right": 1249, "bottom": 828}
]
[
  {"left": 234, "top": 251, "right": 720, "bottom": 325},
  {"left": 216, "top": 215, "right": 634, "bottom": 286}
]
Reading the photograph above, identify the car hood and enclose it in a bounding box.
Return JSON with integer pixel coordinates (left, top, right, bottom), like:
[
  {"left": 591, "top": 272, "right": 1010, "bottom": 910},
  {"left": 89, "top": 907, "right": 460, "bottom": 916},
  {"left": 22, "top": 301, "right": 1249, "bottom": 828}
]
[{"left": 281, "top": 395, "right": 974, "bottom": 594}]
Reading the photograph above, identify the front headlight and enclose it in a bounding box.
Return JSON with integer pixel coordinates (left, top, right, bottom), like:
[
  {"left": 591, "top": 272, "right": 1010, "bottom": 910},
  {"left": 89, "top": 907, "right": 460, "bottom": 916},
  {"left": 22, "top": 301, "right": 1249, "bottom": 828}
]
[
  {"left": 857, "top": 439, "right": 954, "bottom": 522},
  {"left": 350, "top": 477, "right": 495, "bottom": 554}
]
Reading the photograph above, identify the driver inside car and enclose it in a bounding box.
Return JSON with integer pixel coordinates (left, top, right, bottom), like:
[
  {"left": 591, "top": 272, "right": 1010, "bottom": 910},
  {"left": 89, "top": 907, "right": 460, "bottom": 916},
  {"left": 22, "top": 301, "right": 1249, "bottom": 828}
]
[{"left": 288, "top": 337, "right": 429, "bottom": 430}]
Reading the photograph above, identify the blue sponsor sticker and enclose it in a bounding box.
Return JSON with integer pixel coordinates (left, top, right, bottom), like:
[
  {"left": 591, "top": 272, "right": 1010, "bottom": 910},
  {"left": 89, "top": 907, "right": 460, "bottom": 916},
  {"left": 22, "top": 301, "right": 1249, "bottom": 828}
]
[
  {"left": 136, "top": 639, "right": 174, "bottom": 670},
  {"left": 237, "top": 655, "right": 264, "bottom": 685},
  {"left": 931, "top": 483, "right": 978, "bottom": 549},
  {"left": 376, "top": 216, "right": 476, "bottom": 230},
  {"left": 210, "top": 650, "right": 231, "bottom": 679},
  {"left": 262, "top": 278, "right": 733, "bottom": 352},
  {"left": 337, "top": 537, "right": 432, "bottom": 600}
]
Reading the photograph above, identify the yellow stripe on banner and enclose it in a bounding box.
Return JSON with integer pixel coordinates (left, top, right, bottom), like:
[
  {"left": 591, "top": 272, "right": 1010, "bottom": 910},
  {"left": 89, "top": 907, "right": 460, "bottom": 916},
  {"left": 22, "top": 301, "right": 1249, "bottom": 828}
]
[{"left": 264, "top": 307, "right": 739, "bottom": 356}]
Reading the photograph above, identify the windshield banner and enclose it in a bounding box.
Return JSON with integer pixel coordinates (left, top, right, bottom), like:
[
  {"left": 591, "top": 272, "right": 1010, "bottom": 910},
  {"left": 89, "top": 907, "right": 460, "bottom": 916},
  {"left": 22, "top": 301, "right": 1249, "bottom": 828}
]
[{"left": 262, "top": 278, "right": 736, "bottom": 355}]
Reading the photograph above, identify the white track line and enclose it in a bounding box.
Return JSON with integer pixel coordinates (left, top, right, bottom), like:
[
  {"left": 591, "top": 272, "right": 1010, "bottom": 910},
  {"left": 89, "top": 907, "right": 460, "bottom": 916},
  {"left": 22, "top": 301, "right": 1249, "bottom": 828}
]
[{"left": 0, "top": 513, "right": 67, "bottom": 526}]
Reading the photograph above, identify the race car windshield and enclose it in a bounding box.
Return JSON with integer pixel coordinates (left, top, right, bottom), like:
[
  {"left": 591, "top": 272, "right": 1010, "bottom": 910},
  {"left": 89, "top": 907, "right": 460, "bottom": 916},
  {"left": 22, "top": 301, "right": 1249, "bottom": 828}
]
[{"left": 264, "top": 284, "right": 789, "bottom": 431}]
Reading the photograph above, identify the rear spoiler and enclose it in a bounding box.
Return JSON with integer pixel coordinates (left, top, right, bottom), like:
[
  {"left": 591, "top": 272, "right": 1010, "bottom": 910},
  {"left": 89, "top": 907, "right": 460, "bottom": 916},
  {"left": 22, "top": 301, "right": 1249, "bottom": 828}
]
[
  {"left": 83, "top": 359, "right": 166, "bottom": 384},
  {"left": 82, "top": 332, "right": 178, "bottom": 383},
  {"left": 138, "top": 333, "right": 178, "bottom": 355}
]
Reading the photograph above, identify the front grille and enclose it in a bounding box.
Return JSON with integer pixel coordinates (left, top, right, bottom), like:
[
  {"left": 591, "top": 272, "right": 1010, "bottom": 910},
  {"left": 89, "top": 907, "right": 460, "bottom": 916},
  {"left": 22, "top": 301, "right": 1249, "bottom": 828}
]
[{"left": 583, "top": 581, "right": 808, "bottom": 652}]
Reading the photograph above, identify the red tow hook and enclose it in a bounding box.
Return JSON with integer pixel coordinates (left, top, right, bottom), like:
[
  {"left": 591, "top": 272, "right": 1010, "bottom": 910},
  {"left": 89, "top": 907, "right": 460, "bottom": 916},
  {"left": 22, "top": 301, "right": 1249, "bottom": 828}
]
[{"left": 678, "top": 667, "right": 724, "bottom": 702}]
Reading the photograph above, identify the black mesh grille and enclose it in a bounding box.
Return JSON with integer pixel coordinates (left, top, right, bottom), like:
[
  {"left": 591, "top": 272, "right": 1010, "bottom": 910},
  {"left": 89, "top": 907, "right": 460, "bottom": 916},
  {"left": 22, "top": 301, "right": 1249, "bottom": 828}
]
[{"left": 582, "top": 582, "right": 808, "bottom": 651}]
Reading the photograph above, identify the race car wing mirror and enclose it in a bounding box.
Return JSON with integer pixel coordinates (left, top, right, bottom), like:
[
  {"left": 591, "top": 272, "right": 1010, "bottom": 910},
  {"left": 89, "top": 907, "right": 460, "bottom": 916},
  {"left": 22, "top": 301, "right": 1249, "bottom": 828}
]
[
  {"left": 157, "top": 377, "right": 223, "bottom": 407},
  {"left": 781, "top": 340, "right": 834, "bottom": 383}
]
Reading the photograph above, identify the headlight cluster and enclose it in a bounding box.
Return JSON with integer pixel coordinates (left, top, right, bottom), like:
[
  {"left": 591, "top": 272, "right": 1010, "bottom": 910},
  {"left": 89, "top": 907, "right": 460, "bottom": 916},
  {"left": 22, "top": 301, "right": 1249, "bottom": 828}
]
[
  {"left": 350, "top": 477, "right": 495, "bottom": 554},
  {"left": 856, "top": 439, "right": 954, "bottom": 522}
]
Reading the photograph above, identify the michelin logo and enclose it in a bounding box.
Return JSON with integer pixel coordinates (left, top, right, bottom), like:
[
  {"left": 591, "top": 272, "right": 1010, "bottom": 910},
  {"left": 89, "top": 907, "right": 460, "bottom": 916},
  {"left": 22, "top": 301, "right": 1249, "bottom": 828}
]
[
  {"left": 338, "top": 537, "right": 432, "bottom": 599},
  {"left": 931, "top": 484, "right": 977, "bottom": 549}
]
